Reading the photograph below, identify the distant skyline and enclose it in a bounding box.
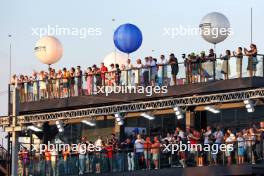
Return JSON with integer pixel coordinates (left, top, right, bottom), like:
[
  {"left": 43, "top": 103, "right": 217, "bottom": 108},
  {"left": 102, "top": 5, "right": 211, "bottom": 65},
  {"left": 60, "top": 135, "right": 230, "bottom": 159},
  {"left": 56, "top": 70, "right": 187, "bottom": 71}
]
[{"left": 0, "top": 0, "right": 263, "bottom": 115}]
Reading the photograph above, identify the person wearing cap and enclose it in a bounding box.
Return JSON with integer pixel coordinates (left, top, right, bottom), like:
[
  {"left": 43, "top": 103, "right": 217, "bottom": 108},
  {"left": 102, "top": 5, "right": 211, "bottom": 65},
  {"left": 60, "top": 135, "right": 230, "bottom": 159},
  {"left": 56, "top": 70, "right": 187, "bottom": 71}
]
[{"left": 168, "top": 53, "right": 179, "bottom": 85}]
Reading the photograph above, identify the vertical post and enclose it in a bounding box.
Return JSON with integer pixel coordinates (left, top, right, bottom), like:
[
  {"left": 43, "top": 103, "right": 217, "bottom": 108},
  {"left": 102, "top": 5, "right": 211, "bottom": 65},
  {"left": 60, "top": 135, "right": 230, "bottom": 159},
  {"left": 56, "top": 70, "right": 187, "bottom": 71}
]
[
  {"left": 213, "top": 44, "right": 216, "bottom": 80},
  {"left": 185, "top": 110, "right": 195, "bottom": 129},
  {"left": 11, "top": 87, "right": 19, "bottom": 176},
  {"left": 262, "top": 56, "right": 264, "bottom": 77},
  {"left": 9, "top": 35, "right": 12, "bottom": 84},
  {"left": 250, "top": 7, "right": 253, "bottom": 44}
]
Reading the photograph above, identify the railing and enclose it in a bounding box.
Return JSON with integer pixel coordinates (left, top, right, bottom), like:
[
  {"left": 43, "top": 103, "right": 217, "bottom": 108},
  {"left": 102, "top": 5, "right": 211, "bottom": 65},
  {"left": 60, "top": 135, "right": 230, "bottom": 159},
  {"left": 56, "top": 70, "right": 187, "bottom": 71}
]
[
  {"left": 0, "top": 143, "right": 10, "bottom": 176},
  {"left": 16, "top": 139, "right": 264, "bottom": 175},
  {"left": 8, "top": 54, "right": 264, "bottom": 103}
]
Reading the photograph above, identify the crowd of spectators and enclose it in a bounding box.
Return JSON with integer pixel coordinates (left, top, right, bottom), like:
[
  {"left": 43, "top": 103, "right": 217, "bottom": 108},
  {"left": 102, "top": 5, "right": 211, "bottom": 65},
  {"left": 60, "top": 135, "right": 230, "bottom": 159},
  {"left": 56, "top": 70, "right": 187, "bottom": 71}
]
[
  {"left": 18, "top": 122, "right": 264, "bottom": 175},
  {"left": 10, "top": 44, "right": 259, "bottom": 102}
]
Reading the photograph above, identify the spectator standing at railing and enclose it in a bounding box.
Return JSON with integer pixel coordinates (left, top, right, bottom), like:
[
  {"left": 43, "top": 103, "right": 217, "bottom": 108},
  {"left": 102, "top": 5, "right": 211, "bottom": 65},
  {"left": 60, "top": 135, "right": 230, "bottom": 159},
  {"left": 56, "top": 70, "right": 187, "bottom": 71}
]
[
  {"left": 86, "top": 67, "right": 93, "bottom": 95},
  {"left": 126, "top": 58, "right": 134, "bottom": 86},
  {"left": 18, "top": 148, "right": 23, "bottom": 176},
  {"left": 207, "top": 49, "right": 216, "bottom": 78},
  {"left": 44, "top": 147, "right": 52, "bottom": 176},
  {"left": 237, "top": 132, "right": 245, "bottom": 164},
  {"left": 100, "top": 62, "right": 108, "bottom": 86},
  {"left": 244, "top": 44, "right": 258, "bottom": 77},
  {"left": 134, "top": 134, "right": 145, "bottom": 170},
  {"left": 32, "top": 72, "right": 39, "bottom": 101},
  {"left": 224, "top": 131, "right": 235, "bottom": 166},
  {"left": 200, "top": 51, "right": 211, "bottom": 82},
  {"left": 55, "top": 69, "right": 63, "bottom": 98},
  {"left": 121, "top": 138, "right": 135, "bottom": 171},
  {"left": 260, "top": 122, "right": 264, "bottom": 159},
  {"left": 168, "top": 53, "right": 179, "bottom": 85},
  {"left": 24, "top": 75, "right": 31, "bottom": 102},
  {"left": 39, "top": 71, "right": 47, "bottom": 99},
  {"left": 142, "top": 57, "right": 151, "bottom": 87},
  {"left": 105, "top": 141, "right": 113, "bottom": 172},
  {"left": 245, "top": 128, "right": 256, "bottom": 164},
  {"left": 144, "top": 137, "right": 152, "bottom": 169},
  {"left": 78, "top": 142, "right": 87, "bottom": 175},
  {"left": 69, "top": 67, "right": 76, "bottom": 97},
  {"left": 62, "top": 68, "right": 69, "bottom": 97},
  {"left": 203, "top": 126, "right": 212, "bottom": 165},
  {"left": 49, "top": 68, "right": 57, "bottom": 99},
  {"left": 220, "top": 50, "right": 231, "bottom": 80},
  {"left": 50, "top": 146, "right": 58, "bottom": 176},
  {"left": 152, "top": 136, "right": 161, "bottom": 170},
  {"left": 76, "top": 66, "right": 83, "bottom": 96},
  {"left": 120, "top": 64, "right": 127, "bottom": 86},
  {"left": 158, "top": 55, "right": 168, "bottom": 85},
  {"left": 62, "top": 145, "right": 70, "bottom": 175},
  {"left": 233, "top": 47, "right": 244, "bottom": 78},
  {"left": 190, "top": 53, "right": 199, "bottom": 83},
  {"left": 108, "top": 63, "right": 116, "bottom": 86},
  {"left": 151, "top": 58, "right": 158, "bottom": 86},
  {"left": 92, "top": 64, "right": 101, "bottom": 93},
  {"left": 135, "top": 59, "right": 143, "bottom": 87},
  {"left": 115, "top": 64, "right": 121, "bottom": 86},
  {"left": 211, "top": 126, "right": 224, "bottom": 165}
]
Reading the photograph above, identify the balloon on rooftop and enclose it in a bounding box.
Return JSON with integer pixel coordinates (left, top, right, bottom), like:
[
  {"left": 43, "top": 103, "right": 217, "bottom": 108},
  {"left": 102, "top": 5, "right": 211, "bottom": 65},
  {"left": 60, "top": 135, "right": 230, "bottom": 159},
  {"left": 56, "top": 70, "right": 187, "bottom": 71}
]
[
  {"left": 34, "top": 36, "right": 63, "bottom": 65},
  {"left": 199, "top": 12, "right": 231, "bottom": 44}
]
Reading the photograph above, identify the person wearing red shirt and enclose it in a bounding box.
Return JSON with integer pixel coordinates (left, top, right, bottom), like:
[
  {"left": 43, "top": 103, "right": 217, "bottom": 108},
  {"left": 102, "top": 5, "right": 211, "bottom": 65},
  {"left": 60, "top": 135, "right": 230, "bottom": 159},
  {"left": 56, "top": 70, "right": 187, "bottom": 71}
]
[
  {"left": 100, "top": 62, "right": 108, "bottom": 86},
  {"left": 144, "top": 137, "right": 152, "bottom": 169},
  {"left": 105, "top": 141, "right": 113, "bottom": 171}
]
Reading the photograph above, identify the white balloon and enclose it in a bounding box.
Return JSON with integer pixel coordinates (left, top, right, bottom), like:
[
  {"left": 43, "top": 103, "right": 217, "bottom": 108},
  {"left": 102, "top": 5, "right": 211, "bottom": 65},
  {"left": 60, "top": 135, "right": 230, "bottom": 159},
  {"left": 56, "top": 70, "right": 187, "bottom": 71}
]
[
  {"left": 199, "top": 12, "right": 230, "bottom": 44},
  {"left": 34, "top": 36, "right": 63, "bottom": 65},
  {"left": 102, "top": 52, "right": 128, "bottom": 69}
]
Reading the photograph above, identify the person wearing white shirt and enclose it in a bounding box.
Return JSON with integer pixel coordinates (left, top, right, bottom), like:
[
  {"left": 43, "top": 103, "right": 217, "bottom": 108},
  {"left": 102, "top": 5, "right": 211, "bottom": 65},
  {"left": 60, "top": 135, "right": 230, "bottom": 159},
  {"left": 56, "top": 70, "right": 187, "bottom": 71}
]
[
  {"left": 225, "top": 133, "right": 235, "bottom": 165},
  {"left": 134, "top": 134, "right": 145, "bottom": 169},
  {"left": 134, "top": 59, "right": 143, "bottom": 86},
  {"left": 211, "top": 126, "right": 223, "bottom": 165},
  {"left": 158, "top": 55, "right": 168, "bottom": 85},
  {"left": 142, "top": 57, "right": 151, "bottom": 87},
  {"left": 50, "top": 147, "right": 58, "bottom": 176}
]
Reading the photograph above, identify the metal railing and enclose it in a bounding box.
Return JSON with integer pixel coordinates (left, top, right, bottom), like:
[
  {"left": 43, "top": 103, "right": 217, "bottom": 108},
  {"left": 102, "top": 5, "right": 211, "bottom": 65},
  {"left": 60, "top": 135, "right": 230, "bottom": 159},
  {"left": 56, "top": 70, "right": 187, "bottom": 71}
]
[{"left": 8, "top": 54, "right": 264, "bottom": 103}]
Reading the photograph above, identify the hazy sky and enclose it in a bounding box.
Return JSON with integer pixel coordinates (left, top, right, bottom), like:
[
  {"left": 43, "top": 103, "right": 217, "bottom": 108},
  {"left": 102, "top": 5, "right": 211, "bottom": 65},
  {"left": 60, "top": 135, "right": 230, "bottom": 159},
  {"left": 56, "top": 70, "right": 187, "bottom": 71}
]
[{"left": 0, "top": 0, "right": 263, "bottom": 115}]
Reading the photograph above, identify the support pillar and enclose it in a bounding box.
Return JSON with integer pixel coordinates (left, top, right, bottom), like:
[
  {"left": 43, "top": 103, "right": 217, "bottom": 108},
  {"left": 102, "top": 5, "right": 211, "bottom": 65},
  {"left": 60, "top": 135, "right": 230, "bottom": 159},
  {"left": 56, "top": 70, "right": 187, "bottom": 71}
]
[
  {"left": 185, "top": 110, "right": 195, "bottom": 129},
  {"left": 11, "top": 88, "right": 19, "bottom": 176}
]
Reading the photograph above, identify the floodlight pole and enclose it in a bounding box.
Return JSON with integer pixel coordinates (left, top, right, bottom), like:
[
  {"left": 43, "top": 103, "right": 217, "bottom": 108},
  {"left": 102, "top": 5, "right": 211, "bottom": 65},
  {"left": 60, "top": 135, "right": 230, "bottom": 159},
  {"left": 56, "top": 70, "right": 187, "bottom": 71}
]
[
  {"left": 250, "top": 7, "right": 253, "bottom": 44},
  {"left": 11, "top": 87, "right": 19, "bottom": 176}
]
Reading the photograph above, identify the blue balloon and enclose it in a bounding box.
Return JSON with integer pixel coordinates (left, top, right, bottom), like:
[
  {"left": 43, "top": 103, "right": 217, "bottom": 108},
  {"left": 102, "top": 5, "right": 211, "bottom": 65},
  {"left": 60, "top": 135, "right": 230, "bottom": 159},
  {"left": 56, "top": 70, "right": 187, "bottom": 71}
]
[{"left": 113, "top": 23, "right": 143, "bottom": 54}]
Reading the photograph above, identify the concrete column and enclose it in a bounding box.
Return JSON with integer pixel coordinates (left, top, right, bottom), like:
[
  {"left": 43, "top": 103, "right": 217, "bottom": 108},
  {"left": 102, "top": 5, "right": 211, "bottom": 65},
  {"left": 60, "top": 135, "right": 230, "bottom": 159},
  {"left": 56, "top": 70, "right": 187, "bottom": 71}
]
[
  {"left": 11, "top": 88, "right": 19, "bottom": 176},
  {"left": 185, "top": 110, "right": 195, "bottom": 128}
]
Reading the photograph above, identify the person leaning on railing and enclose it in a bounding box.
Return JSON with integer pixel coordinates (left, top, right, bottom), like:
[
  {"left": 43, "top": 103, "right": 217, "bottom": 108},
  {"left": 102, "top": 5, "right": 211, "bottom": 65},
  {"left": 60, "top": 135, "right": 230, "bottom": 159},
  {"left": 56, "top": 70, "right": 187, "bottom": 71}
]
[
  {"left": 168, "top": 53, "right": 179, "bottom": 86},
  {"left": 233, "top": 47, "right": 243, "bottom": 78}
]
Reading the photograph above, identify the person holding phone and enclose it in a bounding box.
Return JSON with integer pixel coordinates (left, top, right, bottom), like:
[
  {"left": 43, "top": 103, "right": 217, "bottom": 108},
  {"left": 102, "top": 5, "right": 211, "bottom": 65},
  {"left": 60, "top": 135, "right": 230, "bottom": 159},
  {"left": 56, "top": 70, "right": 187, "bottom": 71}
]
[{"left": 244, "top": 44, "right": 258, "bottom": 77}]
